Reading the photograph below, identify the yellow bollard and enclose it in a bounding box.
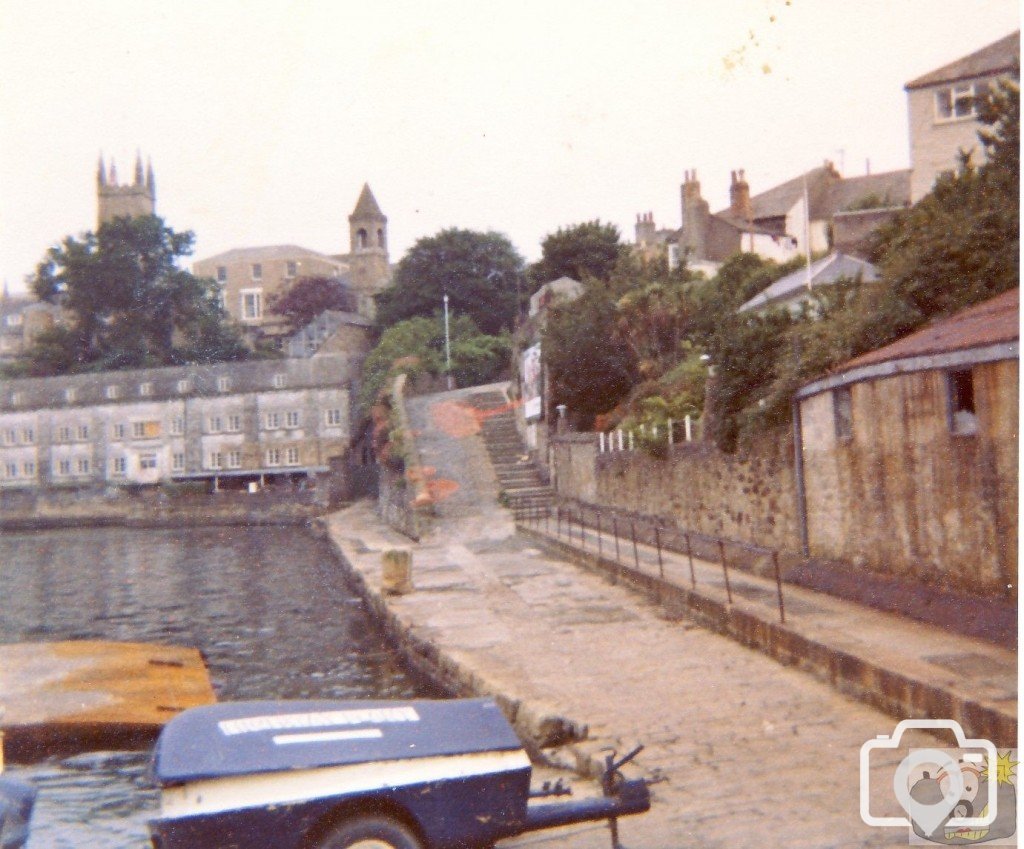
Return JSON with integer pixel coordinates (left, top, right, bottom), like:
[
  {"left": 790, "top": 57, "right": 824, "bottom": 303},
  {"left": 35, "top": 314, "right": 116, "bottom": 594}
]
[{"left": 382, "top": 549, "right": 414, "bottom": 595}]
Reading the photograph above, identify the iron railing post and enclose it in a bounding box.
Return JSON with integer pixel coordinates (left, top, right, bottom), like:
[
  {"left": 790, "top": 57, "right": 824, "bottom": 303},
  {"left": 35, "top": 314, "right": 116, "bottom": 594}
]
[
  {"left": 654, "top": 525, "right": 664, "bottom": 580},
  {"left": 631, "top": 521, "right": 640, "bottom": 571},
  {"left": 718, "top": 539, "right": 733, "bottom": 604},
  {"left": 685, "top": 532, "right": 696, "bottom": 588},
  {"left": 773, "top": 550, "right": 786, "bottom": 623}
]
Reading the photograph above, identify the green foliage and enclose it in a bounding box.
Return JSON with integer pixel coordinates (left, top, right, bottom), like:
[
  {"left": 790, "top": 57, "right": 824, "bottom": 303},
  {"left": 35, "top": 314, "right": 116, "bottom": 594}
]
[
  {"left": 542, "top": 284, "right": 638, "bottom": 428},
  {"left": 376, "top": 228, "right": 525, "bottom": 334},
  {"left": 27, "top": 215, "right": 248, "bottom": 375},
  {"left": 360, "top": 315, "right": 510, "bottom": 410},
  {"left": 528, "top": 220, "right": 628, "bottom": 291},
  {"left": 268, "top": 276, "right": 356, "bottom": 331}
]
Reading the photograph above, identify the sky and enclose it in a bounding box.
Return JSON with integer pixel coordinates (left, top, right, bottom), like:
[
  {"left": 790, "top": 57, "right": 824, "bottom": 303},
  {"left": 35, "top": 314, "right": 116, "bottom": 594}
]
[{"left": 0, "top": 0, "right": 1018, "bottom": 295}]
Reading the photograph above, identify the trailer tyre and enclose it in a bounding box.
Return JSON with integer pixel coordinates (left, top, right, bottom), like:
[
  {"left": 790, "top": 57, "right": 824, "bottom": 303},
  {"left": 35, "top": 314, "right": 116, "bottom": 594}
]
[{"left": 316, "top": 815, "right": 422, "bottom": 849}]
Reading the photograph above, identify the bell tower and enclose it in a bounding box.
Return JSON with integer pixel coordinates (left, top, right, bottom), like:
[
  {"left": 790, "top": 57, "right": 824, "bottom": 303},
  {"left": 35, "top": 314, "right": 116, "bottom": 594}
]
[
  {"left": 97, "top": 152, "right": 156, "bottom": 226},
  {"left": 347, "top": 183, "right": 390, "bottom": 296}
]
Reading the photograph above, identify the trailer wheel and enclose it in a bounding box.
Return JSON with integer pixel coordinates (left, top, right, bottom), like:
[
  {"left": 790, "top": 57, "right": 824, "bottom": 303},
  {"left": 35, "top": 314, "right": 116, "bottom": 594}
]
[{"left": 316, "top": 815, "right": 422, "bottom": 849}]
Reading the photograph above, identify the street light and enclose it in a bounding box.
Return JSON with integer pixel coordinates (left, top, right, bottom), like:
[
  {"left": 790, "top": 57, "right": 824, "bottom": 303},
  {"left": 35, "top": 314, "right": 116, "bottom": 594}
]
[{"left": 443, "top": 292, "right": 453, "bottom": 390}]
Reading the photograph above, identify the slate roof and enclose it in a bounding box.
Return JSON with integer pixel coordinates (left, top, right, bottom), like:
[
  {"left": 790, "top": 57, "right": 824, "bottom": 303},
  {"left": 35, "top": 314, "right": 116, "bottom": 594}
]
[
  {"left": 738, "top": 252, "right": 880, "bottom": 313},
  {"left": 839, "top": 288, "right": 1019, "bottom": 371},
  {"left": 827, "top": 170, "right": 911, "bottom": 212},
  {"left": 194, "top": 245, "right": 349, "bottom": 268},
  {"left": 905, "top": 31, "right": 1020, "bottom": 90},
  {"left": 351, "top": 183, "right": 385, "bottom": 219}
]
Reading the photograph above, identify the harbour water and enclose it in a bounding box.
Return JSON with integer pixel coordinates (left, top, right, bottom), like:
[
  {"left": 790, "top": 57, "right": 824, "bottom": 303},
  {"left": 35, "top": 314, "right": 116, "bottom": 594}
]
[{"left": 0, "top": 523, "right": 429, "bottom": 848}]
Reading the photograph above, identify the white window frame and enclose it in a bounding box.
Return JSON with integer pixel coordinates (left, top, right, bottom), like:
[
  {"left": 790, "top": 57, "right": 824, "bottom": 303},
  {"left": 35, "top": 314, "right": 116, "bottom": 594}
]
[
  {"left": 241, "top": 288, "right": 263, "bottom": 321},
  {"left": 177, "top": 379, "right": 191, "bottom": 394},
  {"left": 272, "top": 373, "right": 286, "bottom": 388},
  {"left": 172, "top": 452, "right": 185, "bottom": 472},
  {"left": 105, "top": 385, "right": 119, "bottom": 400},
  {"left": 139, "top": 382, "right": 153, "bottom": 397},
  {"left": 10, "top": 392, "right": 24, "bottom": 405},
  {"left": 170, "top": 417, "right": 184, "bottom": 435},
  {"left": 2, "top": 428, "right": 15, "bottom": 446},
  {"left": 934, "top": 80, "right": 990, "bottom": 123},
  {"left": 265, "top": 412, "right": 281, "bottom": 430},
  {"left": 265, "top": 448, "right": 281, "bottom": 467},
  {"left": 285, "top": 447, "right": 300, "bottom": 466},
  {"left": 325, "top": 408, "right": 342, "bottom": 426},
  {"left": 21, "top": 427, "right": 34, "bottom": 445},
  {"left": 285, "top": 411, "right": 300, "bottom": 428},
  {"left": 111, "top": 457, "right": 127, "bottom": 475},
  {"left": 217, "top": 376, "right": 231, "bottom": 392},
  {"left": 208, "top": 451, "right": 224, "bottom": 470},
  {"left": 76, "top": 424, "right": 90, "bottom": 441},
  {"left": 227, "top": 450, "right": 242, "bottom": 469},
  {"left": 139, "top": 453, "right": 158, "bottom": 470},
  {"left": 227, "top": 414, "right": 242, "bottom": 432},
  {"left": 22, "top": 460, "right": 36, "bottom": 477},
  {"left": 76, "top": 457, "right": 90, "bottom": 475},
  {"left": 112, "top": 423, "right": 126, "bottom": 440},
  {"left": 208, "top": 416, "right": 223, "bottom": 433},
  {"left": 65, "top": 388, "right": 77, "bottom": 403}
]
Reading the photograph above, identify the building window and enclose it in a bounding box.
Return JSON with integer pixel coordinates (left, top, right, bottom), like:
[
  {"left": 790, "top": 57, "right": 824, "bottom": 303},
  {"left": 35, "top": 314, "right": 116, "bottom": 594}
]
[
  {"left": 227, "top": 450, "right": 242, "bottom": 469},
  {"left": 356, "top": 228, "right": 368, "bottom": 250},
  {"left": 172, "top": 452, "right": 185, "bottom": 471},
  {"left": 176, "top": 379, "right": 191, "bottom": 394},
  {"left": 4, "top": 462, "right": 18, "bottom": 478},
  {"left": 285, "top": 411, "right": 300, "bottom": 428},
  {"left": 10, "top": 392, "right": 24, "bottom": 405},
  {"left": 208, "top": 452, "right": 223, "bottom": 470},
  {"left": 286, "top": 261, "right": 298, "bottom": 278},
  {"left": 65, "top": 388, "right": 77, "bottom": 403},
  {"left": 22, "top": 461, "right": 36, "bottom": 477},
  {"left": 56, "top": 426, "right": 70, "bottom": 442},
  {"left": 76, "top": 457, "right": 90, "bottom": 474},
  {"left": 935, "top": 80, "right": 990, "bottom": 122},
  {"left": 265, "top": 448, "right": 281, "bottom": 467},
  {"left": 57, "top": 459, "right": 71, "bottom": 476},
  {"left": 217, "top": 376, "right": 231, "bottom": 392},
  {"left": 132, "top": 420, "right": 161, "bottom": 439},
  {"left": 111, "top": 457, "right": 127, "bottom": 475},
  {"left": 139, "top": 453, "right": 158, "bottom": 470},
  {"left": 272, "top": 373, "right": 285, "bottom": 388},
  {"left": 76, "top": 424, "right": 90, "bottom": 441},
  {"left": 216, "top": 266, "right": 227, "bottom": 282},
  {"left": 227, "top": 414, "right": 242, "bottom": 432},
  {"left": 208, "top": 416, "right": 223, "bottom": 433},
  {"left": 285, "top": 447, "right": 300, "bottom": 466},
  {"left": 2, "top": 428, "right": 15, "bottom": 445},
  {"left": 252, "top": 263, "right": 263, "bottom": 280},
  {"left": 241, "top": 289, "right": 263, "bottom": 320},
  {"left": 21, "top": 427, "right": 34, "bottom": 444},
  {"left": 106, "top": 385, "right": 119, "bottom": 400},
  {"left": 947, "top": 369, "right": 978, "bottom": 435},
  {"left": 325, "top": 408, "right": 342, "bottom": 426},
  {"left": 265, "top": 412, "right": 281, "bottom": 430},
  {"left": 833, "top": 386, "right": 853, "bottom": 442},
  {"left": 170, "top": 417, "right": 184, "bottom": 435},
  {"left": 139, "top": 382, "right": 153, "bottom": 397}
]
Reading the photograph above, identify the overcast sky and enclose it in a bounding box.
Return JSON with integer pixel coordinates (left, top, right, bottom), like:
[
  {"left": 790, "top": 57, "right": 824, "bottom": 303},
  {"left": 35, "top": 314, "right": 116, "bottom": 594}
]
[{"left": 1, "top": 1, "right": 1018, "bottom": 294}]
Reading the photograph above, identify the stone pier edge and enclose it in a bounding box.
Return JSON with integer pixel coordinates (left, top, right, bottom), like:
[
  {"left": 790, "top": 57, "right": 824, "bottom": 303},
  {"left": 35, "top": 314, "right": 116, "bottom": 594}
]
[
  {"left": 518, "top": 525, "right": 1016, "bottom": 749},
  {"left": 318, "top": 520, "right": 615, "bottom": 781}
]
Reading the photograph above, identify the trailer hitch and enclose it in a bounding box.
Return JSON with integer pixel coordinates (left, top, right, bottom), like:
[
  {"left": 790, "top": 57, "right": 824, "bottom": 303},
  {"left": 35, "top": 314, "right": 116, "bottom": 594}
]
[{"left": 601, "top": 746, "right": 649, "bottom": 849}]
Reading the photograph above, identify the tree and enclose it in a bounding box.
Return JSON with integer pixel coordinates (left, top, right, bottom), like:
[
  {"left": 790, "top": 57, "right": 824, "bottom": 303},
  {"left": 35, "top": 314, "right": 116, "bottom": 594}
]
[
  {"left": 375, "top": 228, "right": 525, "bottom": 334},
  {"left": 528, "top": 220, "right": 628, "bottom": 291},
  {"left": 360, "top": 315, "right": 510, "bottom": 410},
  {"left": 29, "top": 215, "right": 248, "bottom": 374},
  {"left": 268, "top": 276, "right": 357, "bottom": 331},
  {"left": 542, "top": 285, "right": 638, "bottom": 429}
]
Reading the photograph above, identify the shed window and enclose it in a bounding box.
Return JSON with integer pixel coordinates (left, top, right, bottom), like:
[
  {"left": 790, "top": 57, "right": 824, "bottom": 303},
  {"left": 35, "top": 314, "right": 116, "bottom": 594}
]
[
  {"left": 947, "top": 369, "right": 978, "bottom": 435},
  {"left": 832, "top": 386, "right": 853, "bottom": 442}
]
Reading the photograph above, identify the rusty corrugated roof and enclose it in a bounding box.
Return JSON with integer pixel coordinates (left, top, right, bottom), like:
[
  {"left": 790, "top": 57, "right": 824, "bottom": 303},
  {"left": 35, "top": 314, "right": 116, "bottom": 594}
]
[{"left": 839, "top": 288, "right": 1019, "bottom": 372}]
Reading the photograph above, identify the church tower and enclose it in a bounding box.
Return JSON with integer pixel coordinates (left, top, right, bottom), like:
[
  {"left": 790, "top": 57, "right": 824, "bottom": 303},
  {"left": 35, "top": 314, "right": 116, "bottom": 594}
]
[
  {"left": 97, "top": 152, "right": 156, "bottom": 226},
  {"left": 346, "top": 183, "right": 390, "bottom": 296}
]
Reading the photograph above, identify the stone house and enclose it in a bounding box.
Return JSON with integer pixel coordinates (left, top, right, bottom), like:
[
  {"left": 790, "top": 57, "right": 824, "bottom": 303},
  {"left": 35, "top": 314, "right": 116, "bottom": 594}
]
[
  {"left": 793, "top": 288, "right": 1018, "bottom": 597},
  {"left": 0, "top": 355, "right": 360, "bottom": 492},
  {"left": 636, "top": 164, "right": 909, "bottom": 273},
  {"left": 0, "top": 291, "right": 61, "bottom": 363},
  {"left": 192, "top": 184, "right": 392, "bottom": 339},
  {"left": 906, "top": 30, "right": 1020, "bottom": 202}
]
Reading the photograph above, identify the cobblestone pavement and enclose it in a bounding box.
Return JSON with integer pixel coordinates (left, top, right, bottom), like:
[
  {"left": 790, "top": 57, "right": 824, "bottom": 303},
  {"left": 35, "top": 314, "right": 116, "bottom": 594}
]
[{"left": 326, "top": 385, "right": 998, "bottom": 849}]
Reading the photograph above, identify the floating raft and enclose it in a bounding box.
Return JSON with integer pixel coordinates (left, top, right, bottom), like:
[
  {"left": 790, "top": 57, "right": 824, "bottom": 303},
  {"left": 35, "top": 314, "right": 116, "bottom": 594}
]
[{"left": 0, "top": 641, "right": 216, "bottom": 762}]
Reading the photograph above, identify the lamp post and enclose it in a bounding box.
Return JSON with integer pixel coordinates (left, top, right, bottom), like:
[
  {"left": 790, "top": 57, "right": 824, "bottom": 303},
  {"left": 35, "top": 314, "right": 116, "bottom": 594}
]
[{"left": 443, "top": 293, "right": 453, "bottom": 390}]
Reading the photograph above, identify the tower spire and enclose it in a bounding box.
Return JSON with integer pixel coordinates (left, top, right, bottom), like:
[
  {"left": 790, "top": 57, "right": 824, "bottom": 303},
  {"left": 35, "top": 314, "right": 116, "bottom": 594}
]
[
  {"left": 97, "top": 153, "right": 106, "bottom": 187},
  {"left": 146, "top": 157, "right": 155, "bottom": 192},
  {"left": 109, "top": 159, "right": 118, "bottom": 186},
  {"left": 134, "top": 150, "right": 144, "bottom": 185}
]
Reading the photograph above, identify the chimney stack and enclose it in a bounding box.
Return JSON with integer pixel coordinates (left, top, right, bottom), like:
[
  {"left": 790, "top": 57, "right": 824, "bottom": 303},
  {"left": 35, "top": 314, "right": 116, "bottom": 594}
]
[{"left": 730, "top": 168, "right": 752, "bottom": 222}]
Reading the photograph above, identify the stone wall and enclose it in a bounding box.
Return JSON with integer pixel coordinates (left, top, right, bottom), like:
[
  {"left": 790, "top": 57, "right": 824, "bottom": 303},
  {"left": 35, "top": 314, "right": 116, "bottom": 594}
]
[{"left": 551, "top": 434, "right": 800, "bottom": 552}]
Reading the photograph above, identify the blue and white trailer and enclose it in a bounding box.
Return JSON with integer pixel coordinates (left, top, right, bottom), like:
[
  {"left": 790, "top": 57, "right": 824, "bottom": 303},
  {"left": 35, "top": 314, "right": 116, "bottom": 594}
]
[{"left": 148, "top": 698, "right": 651, "bottom": 849}]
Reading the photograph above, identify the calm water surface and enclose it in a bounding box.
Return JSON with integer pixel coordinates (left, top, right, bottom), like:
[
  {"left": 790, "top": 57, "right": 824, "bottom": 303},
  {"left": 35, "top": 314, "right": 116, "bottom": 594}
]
[{"left": 0, "top": 524, "right": 429, "bottom": 848}]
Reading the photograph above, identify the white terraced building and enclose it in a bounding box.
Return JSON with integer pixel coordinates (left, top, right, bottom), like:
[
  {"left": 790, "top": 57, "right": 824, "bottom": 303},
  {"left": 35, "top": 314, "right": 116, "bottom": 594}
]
[{"left": 0, "top": 355, "right": 360, "bottom": 490}]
